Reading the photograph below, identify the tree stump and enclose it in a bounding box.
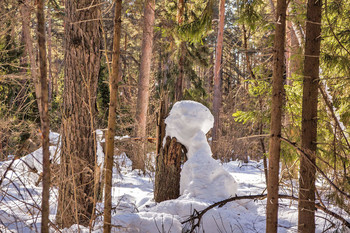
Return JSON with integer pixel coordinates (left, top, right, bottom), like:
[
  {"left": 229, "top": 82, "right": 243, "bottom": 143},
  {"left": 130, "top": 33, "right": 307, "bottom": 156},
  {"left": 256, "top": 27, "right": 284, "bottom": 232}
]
[
  {"left": 154, "top": 99, "right": 187, "bottom": 202},
  {"left": 154, "top": 136, "right": 186, "bottom": 202}
]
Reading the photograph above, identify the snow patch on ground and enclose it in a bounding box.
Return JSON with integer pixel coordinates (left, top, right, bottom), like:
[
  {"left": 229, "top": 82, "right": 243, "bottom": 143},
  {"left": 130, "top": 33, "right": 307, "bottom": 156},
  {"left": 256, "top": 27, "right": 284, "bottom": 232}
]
[{"left": 1, "top": 108, "right": 349, "bottom": 232}]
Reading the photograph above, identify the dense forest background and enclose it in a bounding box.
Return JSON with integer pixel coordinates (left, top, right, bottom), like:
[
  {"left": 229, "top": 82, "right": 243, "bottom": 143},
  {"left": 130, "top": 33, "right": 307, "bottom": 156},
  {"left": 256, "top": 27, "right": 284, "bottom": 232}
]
[{"left": 0, "top": 0, "right": 350, "bottom": 232}]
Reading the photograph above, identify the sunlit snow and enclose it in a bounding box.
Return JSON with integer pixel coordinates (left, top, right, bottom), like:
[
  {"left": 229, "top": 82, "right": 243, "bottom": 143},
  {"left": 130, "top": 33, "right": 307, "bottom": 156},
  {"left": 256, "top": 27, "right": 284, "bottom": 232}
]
[{"left": 0, "top": 101, "right": 349, "bottom": 232}]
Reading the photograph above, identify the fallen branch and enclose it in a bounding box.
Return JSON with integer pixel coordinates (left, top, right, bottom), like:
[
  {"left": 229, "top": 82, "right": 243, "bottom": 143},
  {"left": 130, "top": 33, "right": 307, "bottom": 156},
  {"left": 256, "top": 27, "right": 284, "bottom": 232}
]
[{"left": 181, "top": 194, "right": 350, "bottom": 232}]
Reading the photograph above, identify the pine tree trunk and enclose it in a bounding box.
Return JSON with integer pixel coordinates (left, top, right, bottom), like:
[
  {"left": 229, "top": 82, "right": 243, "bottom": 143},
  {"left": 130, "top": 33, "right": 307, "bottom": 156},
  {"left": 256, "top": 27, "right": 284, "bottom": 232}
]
[
  {"left": 134, "top": 0, "right": 155, "bottom": 171},
  {"left": 103, "top": 0, "right": 122, "bottom": 232},
  {"left": 265, "top": 0, "right": 287, "bottom": 231},
  {"left": 286, "top": 21, "right": 302, "bottom": 80},
  {"left": 212, "top": 0, "right": 225, "bottom": 158},
  {"left": 175, "top": 0, "right": 185, "bottom": 102},
  {"left": 298, "top": 0, "right": 322, "bottom": 231},
  {"left": 37, "top": 1, "right": 50, "bottom": 232},
  {"left": 56, "top": 0, "right": 101, "bottom": 228}
]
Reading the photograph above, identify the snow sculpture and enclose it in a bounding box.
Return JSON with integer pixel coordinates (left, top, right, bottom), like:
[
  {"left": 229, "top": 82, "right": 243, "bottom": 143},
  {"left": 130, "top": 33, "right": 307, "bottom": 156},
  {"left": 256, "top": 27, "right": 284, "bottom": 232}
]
[{"left": 165, "top": 100, "right": 238, "bottom": 201}]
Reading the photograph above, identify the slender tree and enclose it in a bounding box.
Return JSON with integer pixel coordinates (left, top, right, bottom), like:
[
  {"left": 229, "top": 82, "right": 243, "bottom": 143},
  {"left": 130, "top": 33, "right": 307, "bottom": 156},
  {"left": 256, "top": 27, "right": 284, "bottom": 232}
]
[
  {"left": 20, "top": 0, "right": 42, "bottom": 113},
  {"left": 298, "top": 0, "right": 322, "bottom": 231},
  {"left": 103, "top": 0, "right": 122, "bottom": 232},
  {"left": 134, "top": 0, "right": 155, "bottom": 171},
  {"left": 47, "top": 6, "right": 53, "bottom": 102},
  {"left": 36, "top": 0, "right": 50, "bottom": 232},
  {"left": 175, "top": 0, "right": 185, "bottom": 101},
  {"left": 265, "top": 0, "right": 287, "bottom": 231},
  {"left": 212, "top": 0, "right": 225, "bottom": 156},
  {"left": 56, "top": 0, "right": 101, "bottom": 228}
]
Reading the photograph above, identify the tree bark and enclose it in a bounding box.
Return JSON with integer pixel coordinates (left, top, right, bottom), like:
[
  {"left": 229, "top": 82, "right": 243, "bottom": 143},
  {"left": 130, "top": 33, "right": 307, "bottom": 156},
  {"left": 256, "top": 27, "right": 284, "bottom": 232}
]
[
  {"left": 154, "top": 136, "right": 185, "bottom": 202},
  {"left": 175, "top": 0, "right": 185, "bottom": 102},
  {"left": 286, "top": 21, "right": 302, "bottom": 80},
  {"left": 56, "top": 0, "right": 101, "bottom": 228},
  {"left": 134, "top": 0, "right": 155, "bottom": 171},
  {"left": 37, "top": 0, "right": 50, "bottom": 232},
  {"left": 154, "top": 100, "right": 187, "bottom": 202},
  {"left": 298, "top": 0, "right": 322, "bottom": 231},
  {"left": 47, "top": 6, "right": 53, "bottom": 102},
  {"left": 212, "top": 0, "right": 225, "bottom": 158},
  {"left": 265, "top": 0, "right": 287, "bottom": 232},
  {"left": 103, "top": 0, "right": 122, "bottom": 232},
  {"left": 20, "top": 0, "right": 42, "bottom": 114}
]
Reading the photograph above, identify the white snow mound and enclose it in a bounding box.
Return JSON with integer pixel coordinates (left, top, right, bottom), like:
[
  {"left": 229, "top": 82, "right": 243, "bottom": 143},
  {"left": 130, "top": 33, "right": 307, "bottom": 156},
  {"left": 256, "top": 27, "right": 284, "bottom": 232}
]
[{"left": 165, "top": 100, "right": 238, "bottom": 201}]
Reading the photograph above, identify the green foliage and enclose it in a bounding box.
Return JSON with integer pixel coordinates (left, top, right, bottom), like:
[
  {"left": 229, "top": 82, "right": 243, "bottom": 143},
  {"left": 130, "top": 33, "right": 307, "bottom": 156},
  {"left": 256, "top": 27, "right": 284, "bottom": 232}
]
[
  {"left": 247, "top": 79, "right": 270, "bottom": 97},
  {"left": 237, "top": 0, "right": 265, "bottom": 30},
  {"left": 177, "top": 0, "right": 214, "bottom": 43},
  {"left": 159, "top": 0, "right": 213, "bottom": 44},
  {"left": 322, "top": 0, "right": 350, "bottom": 77},
  {"left": 232, "top": 80, "right": 270, "bottom": 125},
  {"left": 232, "top": 110, "right": 257, "bottom": 124},
  {"left": 183, "top": 88, "right": 208, "bottom": 107},
  {"left": 96, "top": 58, "right": 110, "bottom": 128},
  {"left": 0, "top": 32, "right": 23, "bottom": 74}
]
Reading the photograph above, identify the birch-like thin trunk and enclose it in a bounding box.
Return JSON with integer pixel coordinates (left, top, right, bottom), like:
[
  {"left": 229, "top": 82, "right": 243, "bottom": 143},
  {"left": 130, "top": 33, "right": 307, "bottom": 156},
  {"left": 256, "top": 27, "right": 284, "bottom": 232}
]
[
  {"left": 134, "top": 0, "right": 155, "bottom": 171},
  {"left": 212, "top": 0, "right": 225, "bottom": 157},
  {"left": 36, "top": 0, "right": 50, "bottom": 232},
  {"left": 103, "top": 0, "right": 122, "bottom": 232},
  {"left": 298, "top": 0, "right": 322, "bottom": 231},
  {"left": 265, "top": 0, "right": 287, "bottom": 231}
]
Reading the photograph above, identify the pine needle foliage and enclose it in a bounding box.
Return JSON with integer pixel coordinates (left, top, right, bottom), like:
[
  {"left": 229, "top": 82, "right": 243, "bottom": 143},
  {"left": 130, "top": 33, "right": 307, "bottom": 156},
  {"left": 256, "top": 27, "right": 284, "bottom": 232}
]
[{"left": 176, "top": 0, "right": 214, "bottom": 43}]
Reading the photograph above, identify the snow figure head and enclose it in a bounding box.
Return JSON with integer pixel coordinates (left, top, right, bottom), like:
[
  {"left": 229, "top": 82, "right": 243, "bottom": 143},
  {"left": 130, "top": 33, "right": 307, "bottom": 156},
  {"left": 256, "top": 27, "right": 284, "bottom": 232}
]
[
  {"left": 165, "top": 100, "right": 214, "bottom": 158},
  {"left": 165, "top": 100, "right": 238, "bottom": 201}
]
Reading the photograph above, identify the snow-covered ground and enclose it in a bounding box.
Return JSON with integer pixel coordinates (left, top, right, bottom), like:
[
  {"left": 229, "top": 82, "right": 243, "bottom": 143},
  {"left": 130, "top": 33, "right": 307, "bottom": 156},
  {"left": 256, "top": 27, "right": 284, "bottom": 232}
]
[
  {"left": 1, "top": 147, "right": 349, "bottom": 232},
  {"left": 1, "top": 101, "right": 349, "bottom": 232}
]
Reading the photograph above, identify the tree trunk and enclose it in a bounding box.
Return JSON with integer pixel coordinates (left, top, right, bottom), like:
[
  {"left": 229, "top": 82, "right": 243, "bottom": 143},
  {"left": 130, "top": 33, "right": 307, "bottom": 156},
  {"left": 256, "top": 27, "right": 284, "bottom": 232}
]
[
  {"left": 47, "top": 6, "right": 53, "bottom": 102},
  {"left": 212, "top": 0, "right": 225, "bottom": 158},
  {"left": 20, "top": 0, "right": 42, "bottom": 114},
  {"left": 298, "top": 0, "right": 322, "bottom": 231},
  {"left": 154, "top": 136, "right": 186, "bottom": 202},
  {"left": 175, "top": 0, "right": 185, "bottom": 102},
  {"left": 265, "top": 0, "right": 287, "bottom": 231},
  {"left": 134, "top": 0, "right": 155, "bottom": 171},
  {"left": 56, "top": 0, "right": 101, "bottom": 228},
  {"left": 284, "top": 19, "right": 302, "bottom": 131},
  {"left": 103, "top": 0, "right": 122, "bottom": 232},
  {"left": 154, "top": 100, "right": 186, "bottom": 202},
  {"left": 286, "top": 21, "right": 302, "bottom": 80},
  {"left": 37, "top": 1, "right": 50, "bottom": 232}
]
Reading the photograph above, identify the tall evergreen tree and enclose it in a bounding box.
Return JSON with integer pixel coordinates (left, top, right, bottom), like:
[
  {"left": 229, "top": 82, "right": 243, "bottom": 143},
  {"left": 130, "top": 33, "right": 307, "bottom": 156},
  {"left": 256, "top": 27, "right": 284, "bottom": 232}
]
[
  {"left": 56, "top": 0, "right": 101, "bottom": 228},
  {"left": 175, "top": 0, "right": 186, "bottom": 101},
  {"left": 212, "top": 0, "right": 226, "bottom": 156},
  {"left": 134, "top": 0, "right": 155, "bottom": 171},
  {"left": 298, "top": 0, "right": 322, "bottom": 231},
  {"left": 266, "top": 0, "right": 287, "bottom": 231}
]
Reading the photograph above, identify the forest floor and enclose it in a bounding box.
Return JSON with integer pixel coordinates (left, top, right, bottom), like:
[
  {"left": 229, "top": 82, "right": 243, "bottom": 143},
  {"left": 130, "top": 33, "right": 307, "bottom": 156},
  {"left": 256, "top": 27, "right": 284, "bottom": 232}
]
[{"left": 0, "top": 132, "right": 349, "bottom": 232}]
